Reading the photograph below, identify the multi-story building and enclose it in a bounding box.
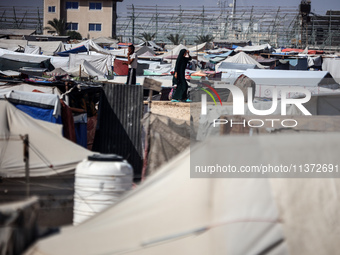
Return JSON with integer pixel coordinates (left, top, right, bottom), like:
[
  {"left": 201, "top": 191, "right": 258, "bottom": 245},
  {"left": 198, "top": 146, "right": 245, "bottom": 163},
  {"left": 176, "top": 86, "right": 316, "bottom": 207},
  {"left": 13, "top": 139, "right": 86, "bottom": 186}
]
[{"left": 43, "top": 0, "right": 123, "bottom": 39}]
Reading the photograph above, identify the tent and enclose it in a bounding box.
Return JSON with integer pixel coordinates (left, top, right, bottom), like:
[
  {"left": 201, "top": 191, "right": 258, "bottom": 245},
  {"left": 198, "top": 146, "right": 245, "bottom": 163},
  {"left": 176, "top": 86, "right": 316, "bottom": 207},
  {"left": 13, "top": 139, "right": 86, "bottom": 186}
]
[
  {"left": 25, "top": 133, "right": 340, "bottom": 254},
  {"left": 0, "top": 100, "right": 92, "bottom": 177},
  {"left": 160, "top": 44, "right": 187, "bottom": 59},
  {"left": 68, "top": 53, "right": 113, "bottom": 75},
  {"left": 322, "top": 57, "right": 340, "bottom": 83},
  {"left": 65, "top": 59, "right": 106, "bottom": 80},
  {"left": 136, "top": 45, "right": 156, "bottom": 56},
  {"left": 0, "top": 90, "right": 62, "bottom": 123},
  {"left": 0, "top": 54, "right": 54, "bottom": 71},
  {"left": 216, "top": 52, "right": 268, "bottom": 69},
  {"left": 234, "top": 43, "right": 272, "bottom": 53},
  {"left": 63, "top": 39, "right": 111, "bottom": 55},
  {"left": 243, "top": 69, "right": 338, "bottom": 87}
]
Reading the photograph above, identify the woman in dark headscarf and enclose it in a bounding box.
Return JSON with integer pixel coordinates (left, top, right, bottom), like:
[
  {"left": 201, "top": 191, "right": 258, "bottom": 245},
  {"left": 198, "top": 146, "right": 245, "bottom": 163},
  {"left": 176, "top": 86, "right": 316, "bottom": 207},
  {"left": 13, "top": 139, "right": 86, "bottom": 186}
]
[{"left": 171, "top": 49, "right": 192, "bottom": 102}]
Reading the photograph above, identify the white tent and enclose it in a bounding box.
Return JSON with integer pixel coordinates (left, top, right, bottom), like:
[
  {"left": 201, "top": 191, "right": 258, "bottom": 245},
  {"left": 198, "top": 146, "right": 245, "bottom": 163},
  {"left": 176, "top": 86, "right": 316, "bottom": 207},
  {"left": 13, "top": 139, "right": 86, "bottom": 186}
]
[
  {"left": 65, "top": 59, "right": 106, "bottom": 80},
  {"left": 234, "top": 43, "right": 272, "bottom": 53},
  {"left": 160, "top": 44, "right": 187, "bottom": 59},
  {"left": 243, "top": 69, "right": 338, "bottom": 87},
  {"left": 188, "top": 42, "right": 207, "bottom": 52},
  {"left": 64, "top": 39, "right": 111, "bottom": 55},
  {"left": 25, "top": 132, "right": 340, "bottom": 255},
  {"left": 216, "top": 52, "right": 268, "bottom": 69},
  {"left": 69, "top": 53, "right": 112, "bottom": 74},
  {"left": 0, "top": 100, "right": 92, "bottom": 177}
]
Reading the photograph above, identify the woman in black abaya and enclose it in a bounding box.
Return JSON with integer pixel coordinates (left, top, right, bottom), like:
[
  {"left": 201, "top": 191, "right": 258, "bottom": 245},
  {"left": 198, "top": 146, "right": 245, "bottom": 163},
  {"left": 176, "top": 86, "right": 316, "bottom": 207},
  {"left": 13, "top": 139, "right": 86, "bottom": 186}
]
[{"left": 171, "top": 49, "right": 192, "bottom": 102}]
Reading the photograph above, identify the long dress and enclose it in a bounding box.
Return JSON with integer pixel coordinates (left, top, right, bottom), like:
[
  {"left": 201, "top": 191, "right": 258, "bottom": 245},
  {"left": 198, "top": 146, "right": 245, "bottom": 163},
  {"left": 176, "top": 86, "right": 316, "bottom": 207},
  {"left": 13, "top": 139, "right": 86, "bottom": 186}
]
[{"left": 172, "top": 49, "right": 192, "bottom": 101}]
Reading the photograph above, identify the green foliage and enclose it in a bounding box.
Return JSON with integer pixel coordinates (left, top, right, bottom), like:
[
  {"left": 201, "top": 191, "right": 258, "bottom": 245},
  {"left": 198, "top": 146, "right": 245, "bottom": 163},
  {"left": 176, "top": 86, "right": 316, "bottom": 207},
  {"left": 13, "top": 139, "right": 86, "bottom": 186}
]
[
  {"left": 67, "top": 30, "right": 82, "bottom": 40},
  {"left": 166, "top": 34, "right": 185, "bottom": 45},
  {"left": 195, "top": 34, "right": 215, "bottom": 44},
  {"left": 136, "top": 32, "right": 156, "bottom": 42},
  {"left": 44, "top": 18, "right": 68, "bottom": 36}
]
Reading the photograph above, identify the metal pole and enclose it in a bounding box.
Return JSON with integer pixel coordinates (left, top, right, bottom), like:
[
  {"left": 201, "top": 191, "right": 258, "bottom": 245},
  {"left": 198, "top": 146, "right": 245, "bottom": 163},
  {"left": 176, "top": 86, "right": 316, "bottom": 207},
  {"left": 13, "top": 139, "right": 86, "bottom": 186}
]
[
  {"left": 132, "top": 4, "right": 135, "bottom": 44},
  {"left": 23, "top": 134, "right": 30, "bottom": 197}
]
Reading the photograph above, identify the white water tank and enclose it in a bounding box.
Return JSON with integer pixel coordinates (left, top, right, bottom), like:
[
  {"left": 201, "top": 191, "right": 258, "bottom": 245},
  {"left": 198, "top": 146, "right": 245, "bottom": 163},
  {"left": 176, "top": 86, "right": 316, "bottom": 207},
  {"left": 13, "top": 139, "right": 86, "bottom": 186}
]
[{"left": 73, "top": 154, "right": 133, "bottom": 225}]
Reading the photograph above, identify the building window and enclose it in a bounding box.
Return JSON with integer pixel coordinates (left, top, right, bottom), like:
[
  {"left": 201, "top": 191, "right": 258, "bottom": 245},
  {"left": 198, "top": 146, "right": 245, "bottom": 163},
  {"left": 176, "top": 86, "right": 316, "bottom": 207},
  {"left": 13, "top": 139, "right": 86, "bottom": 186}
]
[
  {"left": 89, "top": 2, "right": 102, "bottom": 10},
  {"left": 48, "top": 6, "right": 56, "bottom": 13},
  {"left": 67, "top": 23, "right": 78, "bottom": 31},
  {"left": 66, "top": 2, "right": 79, "bottom": 9},
  {"left": 89, "top": 23, "right": 101, "bottom": 31}
]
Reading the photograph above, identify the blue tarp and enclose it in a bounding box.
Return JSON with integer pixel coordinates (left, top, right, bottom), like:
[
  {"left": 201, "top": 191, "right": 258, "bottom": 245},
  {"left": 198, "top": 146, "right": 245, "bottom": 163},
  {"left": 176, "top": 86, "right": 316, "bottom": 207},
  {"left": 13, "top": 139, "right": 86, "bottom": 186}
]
[
  {"left": 57, "top": 45, "right": 88, "bottom": 56},
  {"left": 13, "top": 104, "right": 62, "bottom": 124}
]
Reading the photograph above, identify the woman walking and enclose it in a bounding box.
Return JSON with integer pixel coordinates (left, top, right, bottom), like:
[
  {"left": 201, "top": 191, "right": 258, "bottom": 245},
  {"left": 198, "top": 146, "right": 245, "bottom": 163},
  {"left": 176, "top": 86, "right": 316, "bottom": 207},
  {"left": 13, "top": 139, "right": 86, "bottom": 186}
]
[{"left": 171, "top": 49, "right": 192, "bottom": 102}]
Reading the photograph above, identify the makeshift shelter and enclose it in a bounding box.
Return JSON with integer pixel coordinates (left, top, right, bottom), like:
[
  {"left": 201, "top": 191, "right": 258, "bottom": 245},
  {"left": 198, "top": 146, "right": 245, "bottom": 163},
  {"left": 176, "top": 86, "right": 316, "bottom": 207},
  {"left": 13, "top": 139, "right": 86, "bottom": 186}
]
[
  {"left": 25, "top": 133, "right": 340, "bottom": 255},
  {"left": 243, "top": 69, "right": 337, "bottom": 87},
  {"left": 234, "top": 43, "right": 272, "bottom": 53},
  {"left": 0, "top": 100, "right": 91, "bottom": 177},
  {"left": 62, "top": 39, "right": 111, "bottom": 55},
  {"left": 29, "top": 41, "right": 65, "bottom": 56},
  {"left": 322, "top": 57, "right": 340, "bottom": 83},
  {"left": 0, "top": 54, "right": 54, "bottom": 71},
  {"left": 136, "top": 46, "right": 156, "bottom": 56},
  {"left": 66, "top": 59, "right": 106, "bottom": 80},
  {"left": 0, "top": 39, "right": 27, "bottom": 51},
  {"left": 187, "top": 42, "right": 207, "bottom": 52},
  {"left": 69, "top": 53, "right": 113, "bottom": 75},
  {"left": 216, "top": 52, "right": 268, "bottom": 69},
  {"left": 160, "top": 44, "right": 187, "bottom": 59}
]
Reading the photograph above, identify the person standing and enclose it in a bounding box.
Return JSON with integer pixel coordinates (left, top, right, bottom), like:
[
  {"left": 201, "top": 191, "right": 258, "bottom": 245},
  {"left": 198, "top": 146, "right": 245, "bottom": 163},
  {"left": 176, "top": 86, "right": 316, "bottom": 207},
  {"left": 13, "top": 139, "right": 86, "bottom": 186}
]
[
  {"left": 171, "top": 49, "right": 192, "bottom": 102},
  {"left": 126, "top": 45, "right": 138, "bottom": 85}
]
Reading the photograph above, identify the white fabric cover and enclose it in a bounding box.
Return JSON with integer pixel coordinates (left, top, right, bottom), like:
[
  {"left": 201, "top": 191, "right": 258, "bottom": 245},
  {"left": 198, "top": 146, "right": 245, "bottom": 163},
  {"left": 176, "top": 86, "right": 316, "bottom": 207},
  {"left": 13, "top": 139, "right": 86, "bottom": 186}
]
[
  {"left": 65, "top": 59, "right": 106, "bottom": 80},
  {"left": 216, "top": 52, "right": 267, "bottom": 69},
  {"left": 69, "top": 53, "right": 112, "bottom": 74},
  {"left": 0, "top": 101, "right": 92, "bottom": 177},
  {"left": 234, "top": 43, "right": 271, "bottom": 53},
  {"left": 25, "top": 136, "right": 288, "bottom": 255},
  {"left": 64, "top": 39, "right": 111, "bottom": 55},
  {"left": 26, "top": 132, "right": 340, "bottom": 255},
  {"left": 322, "top": 57, "right": 340, "bottom": 83}
]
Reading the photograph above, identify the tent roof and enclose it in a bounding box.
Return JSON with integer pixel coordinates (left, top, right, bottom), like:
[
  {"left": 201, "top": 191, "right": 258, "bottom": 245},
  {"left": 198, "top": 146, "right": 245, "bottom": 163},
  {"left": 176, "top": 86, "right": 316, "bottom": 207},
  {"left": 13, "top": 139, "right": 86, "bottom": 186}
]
[
  {"left": 234, "top": 43, "right": 271, "bottom": 52},
  {"left": 92, "top": 37, "right": 118, "bottom": 45},
  {"left": 0, "top": 100, "right": 92, "bottom": 177},
  {"left": 243, "top": 69, "right": 337, "bottom": 87},
  {"left": 218, "top": 52, "right": 267, "bottom": 69},
  {"left": 27, "top": 132, "right": 340, "bottom": 254}
]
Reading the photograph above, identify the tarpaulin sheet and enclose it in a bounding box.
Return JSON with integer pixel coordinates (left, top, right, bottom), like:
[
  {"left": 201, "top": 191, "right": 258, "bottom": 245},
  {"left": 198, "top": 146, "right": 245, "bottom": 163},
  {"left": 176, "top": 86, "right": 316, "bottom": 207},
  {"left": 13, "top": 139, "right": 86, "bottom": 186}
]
[{"left": 114, "top": 58, "right": 128, "bottom": 75}]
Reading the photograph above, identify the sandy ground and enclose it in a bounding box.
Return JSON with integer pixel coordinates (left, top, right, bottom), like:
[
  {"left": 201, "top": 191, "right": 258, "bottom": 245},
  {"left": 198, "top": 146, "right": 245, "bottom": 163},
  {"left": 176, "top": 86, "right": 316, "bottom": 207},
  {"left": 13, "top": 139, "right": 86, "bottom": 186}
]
[{"left": 147, "top": 101, "right": 191, "bottom": 121}]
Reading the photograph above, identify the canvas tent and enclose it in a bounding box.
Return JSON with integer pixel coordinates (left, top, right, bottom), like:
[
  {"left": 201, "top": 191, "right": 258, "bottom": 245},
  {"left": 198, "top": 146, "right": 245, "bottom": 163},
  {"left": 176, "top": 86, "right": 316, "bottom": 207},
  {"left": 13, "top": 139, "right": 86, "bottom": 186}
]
[
  {"left": 65, "top": 59, "right": 106, "bottom": 80},
  {"left": 63, "top": 39, "right": 111, "bottom": 55},
  {"left": 25, "top": 133, "right": 340, "bottom": 255},
  {"left": 0, "top": 90, "right": 62, "bottom": 123},
  {"left": 0, "top": 54, "right": 54, "bottom": 71},
  {"left": 68, "top": 53, "right": 113, "bottom": 75},
  {"left": 243, "top": 69, "right": 338, "bottom": 87},
  {"left": 234, "top": 43, "right": 272, "bottom": 53},
  {"left": 136, "top": 45, "right": 156, "bottom": 56},
  {"left": 322, "top": 57, "right": 340, "bottom": 83},
  {"left": 0, "top": 100, "right": 92, "bottom": 177},
  {"left": 216, "top": 52, "right": 268, "bottom": 69}
]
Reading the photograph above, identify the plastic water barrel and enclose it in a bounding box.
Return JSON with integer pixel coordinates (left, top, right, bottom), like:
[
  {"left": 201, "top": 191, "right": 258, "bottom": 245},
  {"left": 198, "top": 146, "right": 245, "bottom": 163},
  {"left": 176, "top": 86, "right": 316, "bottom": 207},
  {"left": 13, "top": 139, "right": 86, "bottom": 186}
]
[{"left": 73, "top": 154, "right": 133, "bottom": 225}]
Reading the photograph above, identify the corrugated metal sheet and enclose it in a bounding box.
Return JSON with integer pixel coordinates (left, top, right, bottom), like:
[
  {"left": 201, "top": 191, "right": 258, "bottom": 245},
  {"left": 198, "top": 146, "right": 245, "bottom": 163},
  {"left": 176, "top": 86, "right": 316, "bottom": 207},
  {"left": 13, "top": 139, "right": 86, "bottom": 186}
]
[{"left": 93, "top": 83, "right": 143, "bottom": 180}]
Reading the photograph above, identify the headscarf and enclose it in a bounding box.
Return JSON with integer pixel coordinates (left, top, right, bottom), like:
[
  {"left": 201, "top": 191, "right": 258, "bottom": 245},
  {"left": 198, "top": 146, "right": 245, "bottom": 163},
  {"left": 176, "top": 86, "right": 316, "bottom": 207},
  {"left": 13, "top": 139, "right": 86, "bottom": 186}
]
[{"left": 174, "top": 49, "right": 188, "bottom": 73}]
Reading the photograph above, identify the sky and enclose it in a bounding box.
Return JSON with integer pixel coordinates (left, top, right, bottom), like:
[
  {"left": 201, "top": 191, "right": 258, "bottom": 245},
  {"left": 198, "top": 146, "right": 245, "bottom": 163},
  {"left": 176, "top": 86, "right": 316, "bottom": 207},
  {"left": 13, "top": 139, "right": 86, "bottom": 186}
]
[{"left": 1, "top": 0, "right": 340, "bottom": 15}]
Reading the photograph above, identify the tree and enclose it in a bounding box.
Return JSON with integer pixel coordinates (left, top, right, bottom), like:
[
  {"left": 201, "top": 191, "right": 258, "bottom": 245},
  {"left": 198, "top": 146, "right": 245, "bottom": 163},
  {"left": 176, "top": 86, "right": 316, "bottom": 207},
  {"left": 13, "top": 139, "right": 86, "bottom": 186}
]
[
  {"left": 166, "top": 34, "right": 185, "bottom": 45},
  {"left": 195, "top": 34, "right": 215, "bottom": 44},
  {"left": 136, "top": 32, "right": 156, "bottom": 43},
  {"left": 44, "top": 18, "right": 68, "bottom": 36},
  {"left": 67, "top": 30, "right": 82, "bottom": 40}
]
